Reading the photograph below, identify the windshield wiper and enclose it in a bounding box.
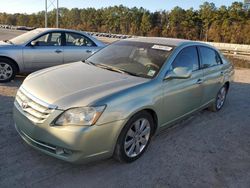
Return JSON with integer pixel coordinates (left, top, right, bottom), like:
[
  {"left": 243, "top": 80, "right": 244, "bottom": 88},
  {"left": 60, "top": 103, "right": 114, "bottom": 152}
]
[
  {"left": 84, "top": 62, "right": 148, "bottom": 78},
  {"left": 82, "top": 60, "right": 96, "bottom": 66},
  {"left": 117, "top": 68, "right": 142, "bottom": 77},
  {"left": 96, "top": 64, "right": 126, "bottom": 74},
  {"left": 97, "top": 64, "right": 144, "bottom": 78}
]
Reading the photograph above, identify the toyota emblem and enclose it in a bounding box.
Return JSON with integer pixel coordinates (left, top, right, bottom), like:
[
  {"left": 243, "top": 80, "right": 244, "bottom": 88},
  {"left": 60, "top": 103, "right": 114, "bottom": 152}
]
[{"left": 21, "top": 101, "right": 29, "bottom": 109}]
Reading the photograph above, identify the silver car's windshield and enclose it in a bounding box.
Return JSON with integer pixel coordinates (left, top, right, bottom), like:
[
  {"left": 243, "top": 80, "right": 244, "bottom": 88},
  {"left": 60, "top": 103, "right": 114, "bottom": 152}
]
[
  {"left": 87, "top": 41, "right": 174, "bottom": 78},
  {"left": 10, "top": 29, "right": 43, "bottom": 45}
]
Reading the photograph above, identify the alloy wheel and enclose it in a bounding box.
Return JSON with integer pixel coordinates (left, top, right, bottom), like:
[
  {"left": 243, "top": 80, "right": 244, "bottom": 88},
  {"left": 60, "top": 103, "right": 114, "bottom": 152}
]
[
  {"left": 124, "top": 118, "right": 151, "bottom": 158},
  {"left": 0, "top": 62, "right": 13, "bottom": 81},
  {"left": 216, "top": 86, "right": 227, "bottom": 109}
]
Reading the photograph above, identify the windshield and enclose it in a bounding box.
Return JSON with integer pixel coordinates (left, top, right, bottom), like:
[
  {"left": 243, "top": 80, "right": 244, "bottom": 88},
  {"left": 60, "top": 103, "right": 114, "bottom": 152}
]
[
  {"left": 10, "top": 29, "right": 43, "bottom": 45},
  {"left": 87, "top": 41, "right": 173, "bottom": 78}
]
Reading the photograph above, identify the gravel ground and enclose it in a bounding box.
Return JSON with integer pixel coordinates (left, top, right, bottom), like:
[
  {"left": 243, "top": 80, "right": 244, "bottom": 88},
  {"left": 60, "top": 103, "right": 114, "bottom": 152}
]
[
  {"left": 0, "top": 69, "right": 250, "bottom": 188},
  {"left": 0, "top": 29, "right": 26, "bottom": 40}
]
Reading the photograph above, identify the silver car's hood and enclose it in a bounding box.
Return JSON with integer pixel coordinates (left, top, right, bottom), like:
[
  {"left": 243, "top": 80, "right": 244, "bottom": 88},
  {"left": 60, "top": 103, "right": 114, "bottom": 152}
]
[
  {"left": 0, "top": 41, "right": 12, "bottom": 47},
  {"left": 22, "top": 62, "right": 148, "bottom": 109}
]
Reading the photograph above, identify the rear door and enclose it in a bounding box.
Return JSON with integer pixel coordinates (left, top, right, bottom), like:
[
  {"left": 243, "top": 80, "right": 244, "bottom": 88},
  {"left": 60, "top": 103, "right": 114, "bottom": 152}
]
[
  {"left": 23, "top": 32, "right": 63, "bottom": 71},
  {"left": 198, "top": 46, "right": 224, "bottom": 105},
  {"left": 63, "top": 32, "right": 100, "bottom": 63},
  {"left": 161, "top": 46, "right": 204, "bottom": 126}
]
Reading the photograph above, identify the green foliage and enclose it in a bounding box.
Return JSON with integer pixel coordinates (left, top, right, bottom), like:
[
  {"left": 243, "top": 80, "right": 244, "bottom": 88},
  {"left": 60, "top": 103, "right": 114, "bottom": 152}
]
[
  {"left": 0, "top": 1, "right": 249, "bottom": 44},
  {"left": 141, "top": 12, "right": 152, "bottom": 36}
]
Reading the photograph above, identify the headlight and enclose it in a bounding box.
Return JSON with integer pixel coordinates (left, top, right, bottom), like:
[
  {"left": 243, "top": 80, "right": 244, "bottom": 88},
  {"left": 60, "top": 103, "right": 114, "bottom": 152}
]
[{"left": 54, "top": 106, "right": 106, "bottom": 126}]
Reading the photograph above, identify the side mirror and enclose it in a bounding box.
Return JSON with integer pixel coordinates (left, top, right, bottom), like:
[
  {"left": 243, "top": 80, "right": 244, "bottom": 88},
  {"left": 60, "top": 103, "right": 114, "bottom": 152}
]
[
  {"left": 164, "top": 67, "right": 192, "bottom": 80},
  {"left": 30, "top": 41, "right": 37, "bottom": 46}
]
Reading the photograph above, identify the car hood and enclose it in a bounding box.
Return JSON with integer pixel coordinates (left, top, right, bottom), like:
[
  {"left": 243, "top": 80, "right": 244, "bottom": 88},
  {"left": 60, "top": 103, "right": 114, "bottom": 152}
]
[
  {"left": 0, "top": 41, "right": 12, "bottom": 47},
  {"left": 22, "top": 62, "right": 148, "bottom": 109}
]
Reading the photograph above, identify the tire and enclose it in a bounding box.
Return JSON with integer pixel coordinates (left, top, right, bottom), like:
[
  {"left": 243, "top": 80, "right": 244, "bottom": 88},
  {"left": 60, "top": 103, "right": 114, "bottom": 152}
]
[
  {"left": 209, "top": 85, "right": 228, "bottom": 112},
  {"left": 114, "top": 111, "right": 154, "bottom": 163},
  {"left": 0, "top": 58, "right": 17, "bottom": 83}
]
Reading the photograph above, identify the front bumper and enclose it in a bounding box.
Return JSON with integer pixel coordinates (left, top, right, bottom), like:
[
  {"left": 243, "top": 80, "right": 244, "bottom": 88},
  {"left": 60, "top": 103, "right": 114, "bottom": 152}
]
[{"left": 13, "top": 102, "right": 126, "bottom": 163}]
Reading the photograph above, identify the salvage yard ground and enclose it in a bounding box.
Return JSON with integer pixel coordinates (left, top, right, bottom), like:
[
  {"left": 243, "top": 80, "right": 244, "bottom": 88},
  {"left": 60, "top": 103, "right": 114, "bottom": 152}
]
[{"left": 0, "top": 29, "right": 250, "bottom": 188}]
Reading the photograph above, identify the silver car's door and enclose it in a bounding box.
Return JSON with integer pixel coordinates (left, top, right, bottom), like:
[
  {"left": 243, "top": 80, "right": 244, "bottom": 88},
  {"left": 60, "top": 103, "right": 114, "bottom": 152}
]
[
  {"left": 161, "top": 46, "right": 204, "bottom": 127},
  {"left": 198, "top": 46, "right": 224, "bottom": 105},
  {"left": 63, "top": 32, "right": 101, "bottom": 63},
  {"left": 23, "top": 32, "right": 63, "bottom": 71}
]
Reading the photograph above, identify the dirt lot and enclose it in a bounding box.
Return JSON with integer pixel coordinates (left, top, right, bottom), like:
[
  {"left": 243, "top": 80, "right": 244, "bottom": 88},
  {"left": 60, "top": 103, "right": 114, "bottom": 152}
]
[{"left": 0, "top": 69, "right": 250, "bottom": 188}]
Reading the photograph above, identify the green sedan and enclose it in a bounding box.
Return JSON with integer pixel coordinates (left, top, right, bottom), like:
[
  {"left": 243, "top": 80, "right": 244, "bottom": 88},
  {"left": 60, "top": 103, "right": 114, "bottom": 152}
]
[{"left": 13, "top": 37, "right": 234, "bottom": 163}]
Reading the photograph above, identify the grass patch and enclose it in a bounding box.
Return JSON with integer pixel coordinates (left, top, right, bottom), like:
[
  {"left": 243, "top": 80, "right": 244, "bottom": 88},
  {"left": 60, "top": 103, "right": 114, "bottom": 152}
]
[{"left": 225, "top": 55, "right": 250, "bottom": 69}]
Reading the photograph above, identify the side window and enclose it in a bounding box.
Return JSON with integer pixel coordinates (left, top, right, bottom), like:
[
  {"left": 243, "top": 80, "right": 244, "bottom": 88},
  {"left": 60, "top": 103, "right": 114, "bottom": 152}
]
[
  {"left": 65, "top": 32, "right": 95, "bottom": 47},
  {"left": 34, "top": 32, "right": 62, "bottom": 46},
  {"left": 199, "top": 46, "right": 222, "bottom": 68},
  {"left": 171, "top": 46, "right": 199, "bottom": 71}
]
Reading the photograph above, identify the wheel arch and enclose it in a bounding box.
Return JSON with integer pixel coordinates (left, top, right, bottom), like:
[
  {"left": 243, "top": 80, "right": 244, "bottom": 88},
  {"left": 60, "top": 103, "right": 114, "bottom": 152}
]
[
  {"left": 0, "top": 56, "right": 20, "bottom": 73},
  {"left": 224, "top": 81, "right": 230, "bottom": 91},
  {"left": 113, "top": 108, "right": 159, "bottom": 162},
  {"left": 125, "top": 108, "right": 159, "bottom": 136}
]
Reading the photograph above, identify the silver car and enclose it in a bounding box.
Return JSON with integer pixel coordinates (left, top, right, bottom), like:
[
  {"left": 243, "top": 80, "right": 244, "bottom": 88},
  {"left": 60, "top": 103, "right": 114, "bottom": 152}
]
[{"left": 0, "top": 28, "right": 105, "bottom": 82}]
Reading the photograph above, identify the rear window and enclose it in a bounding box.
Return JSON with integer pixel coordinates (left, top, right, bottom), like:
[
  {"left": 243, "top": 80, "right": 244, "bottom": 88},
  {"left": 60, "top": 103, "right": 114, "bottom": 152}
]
[{"left": 199, "top": 46, "right": 222, "bottom": 68}]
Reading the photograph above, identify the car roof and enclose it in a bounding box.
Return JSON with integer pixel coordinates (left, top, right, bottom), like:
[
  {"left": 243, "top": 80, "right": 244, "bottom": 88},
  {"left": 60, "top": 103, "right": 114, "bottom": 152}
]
[
  {"left": 124, "top": 37, "right": 218, "bottom": 51},
  {"left": 125, "top": 37, "right": 190, "bottom": 47},
  {"left": 35, "top": 28, "right": 84, "bottom": 33}
]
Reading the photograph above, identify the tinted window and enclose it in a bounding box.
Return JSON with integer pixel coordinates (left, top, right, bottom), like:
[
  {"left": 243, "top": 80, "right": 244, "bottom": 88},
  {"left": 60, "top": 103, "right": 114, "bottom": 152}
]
[
  {"left": 199, "top": 46, "right": 222, "bottom": 68},
  {"left": 65, "top": 32, "right": 95, "bottom": 47},
  {"left": 171, "top": 46, "right": 199, "bottom": 71},
  {"left": 34, "top": 32, "right": 62, "bottom": 46}
]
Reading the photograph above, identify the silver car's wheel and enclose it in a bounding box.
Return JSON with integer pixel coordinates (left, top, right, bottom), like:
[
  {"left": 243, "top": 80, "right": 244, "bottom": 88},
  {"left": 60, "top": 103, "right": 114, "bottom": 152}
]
[
  {"left": 124, "top": 118, "right": 151, "bottom": 158},
  {"left": 0, "top": 62, "right": 13, "bottom": 81},
  {"left": 0, "top": 58, "right": 17, "bottom": 83},
  {"left": 216, "top": 86, "right": 227, "bottom": 110}
]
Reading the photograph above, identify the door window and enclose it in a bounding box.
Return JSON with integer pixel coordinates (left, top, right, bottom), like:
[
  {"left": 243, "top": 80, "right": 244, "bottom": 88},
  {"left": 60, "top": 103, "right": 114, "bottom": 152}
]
[
  {"left": 34, "top": 32, "right": 62, "bottom": 46},
  {"left": 171, "top": 46, "right": 199, "bottom": 71},
  {"left": 199, "top": 46, "right": 222, "bottom": 68},
  {"left": 65, "top": 32, "right": 95, "bottom": 47}
]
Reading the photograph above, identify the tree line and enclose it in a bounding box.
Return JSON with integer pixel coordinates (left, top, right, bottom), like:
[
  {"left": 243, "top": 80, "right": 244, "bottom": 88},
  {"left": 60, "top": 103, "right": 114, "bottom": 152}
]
[{"left": 0, "top": 2, "right": 250, "bottom": 44}]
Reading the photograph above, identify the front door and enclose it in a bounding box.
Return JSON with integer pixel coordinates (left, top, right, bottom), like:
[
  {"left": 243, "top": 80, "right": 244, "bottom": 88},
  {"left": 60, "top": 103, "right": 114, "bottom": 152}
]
[
  {"left": 23, "top": 32, "right": 64, "bottom": 71},
  {"left": 161, "top": 46, "right": 203, "bottom": 127},
  {"left": 63, "top": 32, "right": 100, "bottom": 63}
]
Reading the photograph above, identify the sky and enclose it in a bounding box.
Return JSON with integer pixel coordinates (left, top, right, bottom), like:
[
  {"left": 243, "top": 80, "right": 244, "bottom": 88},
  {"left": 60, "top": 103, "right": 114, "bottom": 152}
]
[{"left": 0, "top": 0, "right": 243, "bottom": 14}]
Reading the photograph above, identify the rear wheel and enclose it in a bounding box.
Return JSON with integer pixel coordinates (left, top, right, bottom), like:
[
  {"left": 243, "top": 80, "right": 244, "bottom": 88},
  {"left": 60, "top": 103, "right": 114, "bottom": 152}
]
[
  {"left": 0, "top": 58, "right": 17, "bottom": 83},
  {"left": 209, "top": 85, "right": 228, "bottom": 112},
  {"left": 114, "top": 111, "right": 154, "bottom": 163}
]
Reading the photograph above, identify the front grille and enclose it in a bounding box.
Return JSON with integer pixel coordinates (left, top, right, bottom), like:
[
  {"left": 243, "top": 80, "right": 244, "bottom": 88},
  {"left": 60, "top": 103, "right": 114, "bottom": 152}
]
[{"left": 15, "top": 87, "right": 57, "bottom": 124}]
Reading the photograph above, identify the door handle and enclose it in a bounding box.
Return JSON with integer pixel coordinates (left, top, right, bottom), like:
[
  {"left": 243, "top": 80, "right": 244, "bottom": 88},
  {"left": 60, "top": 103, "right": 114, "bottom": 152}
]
[
  {"left": 86, "top": 50, "right": 92, "bottom": 53},
  {"left": 55, "top": 49, "right": 62, "bottom": 53},
  {"left": 196, "top": 79, "right": 203, "bottom": 84}
]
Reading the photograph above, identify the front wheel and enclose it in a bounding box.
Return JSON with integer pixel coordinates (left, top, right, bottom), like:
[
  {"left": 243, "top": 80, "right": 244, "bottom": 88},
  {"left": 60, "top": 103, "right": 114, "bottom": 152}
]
[
  {"left": 209, "top": 85, "right": 228, "bottom": 112},
  {"left": 0, "top": 58, "right": 17, "bottom": 83},
  {"left": 114, "top": 111, "right": 154, "bottom": 163}
]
